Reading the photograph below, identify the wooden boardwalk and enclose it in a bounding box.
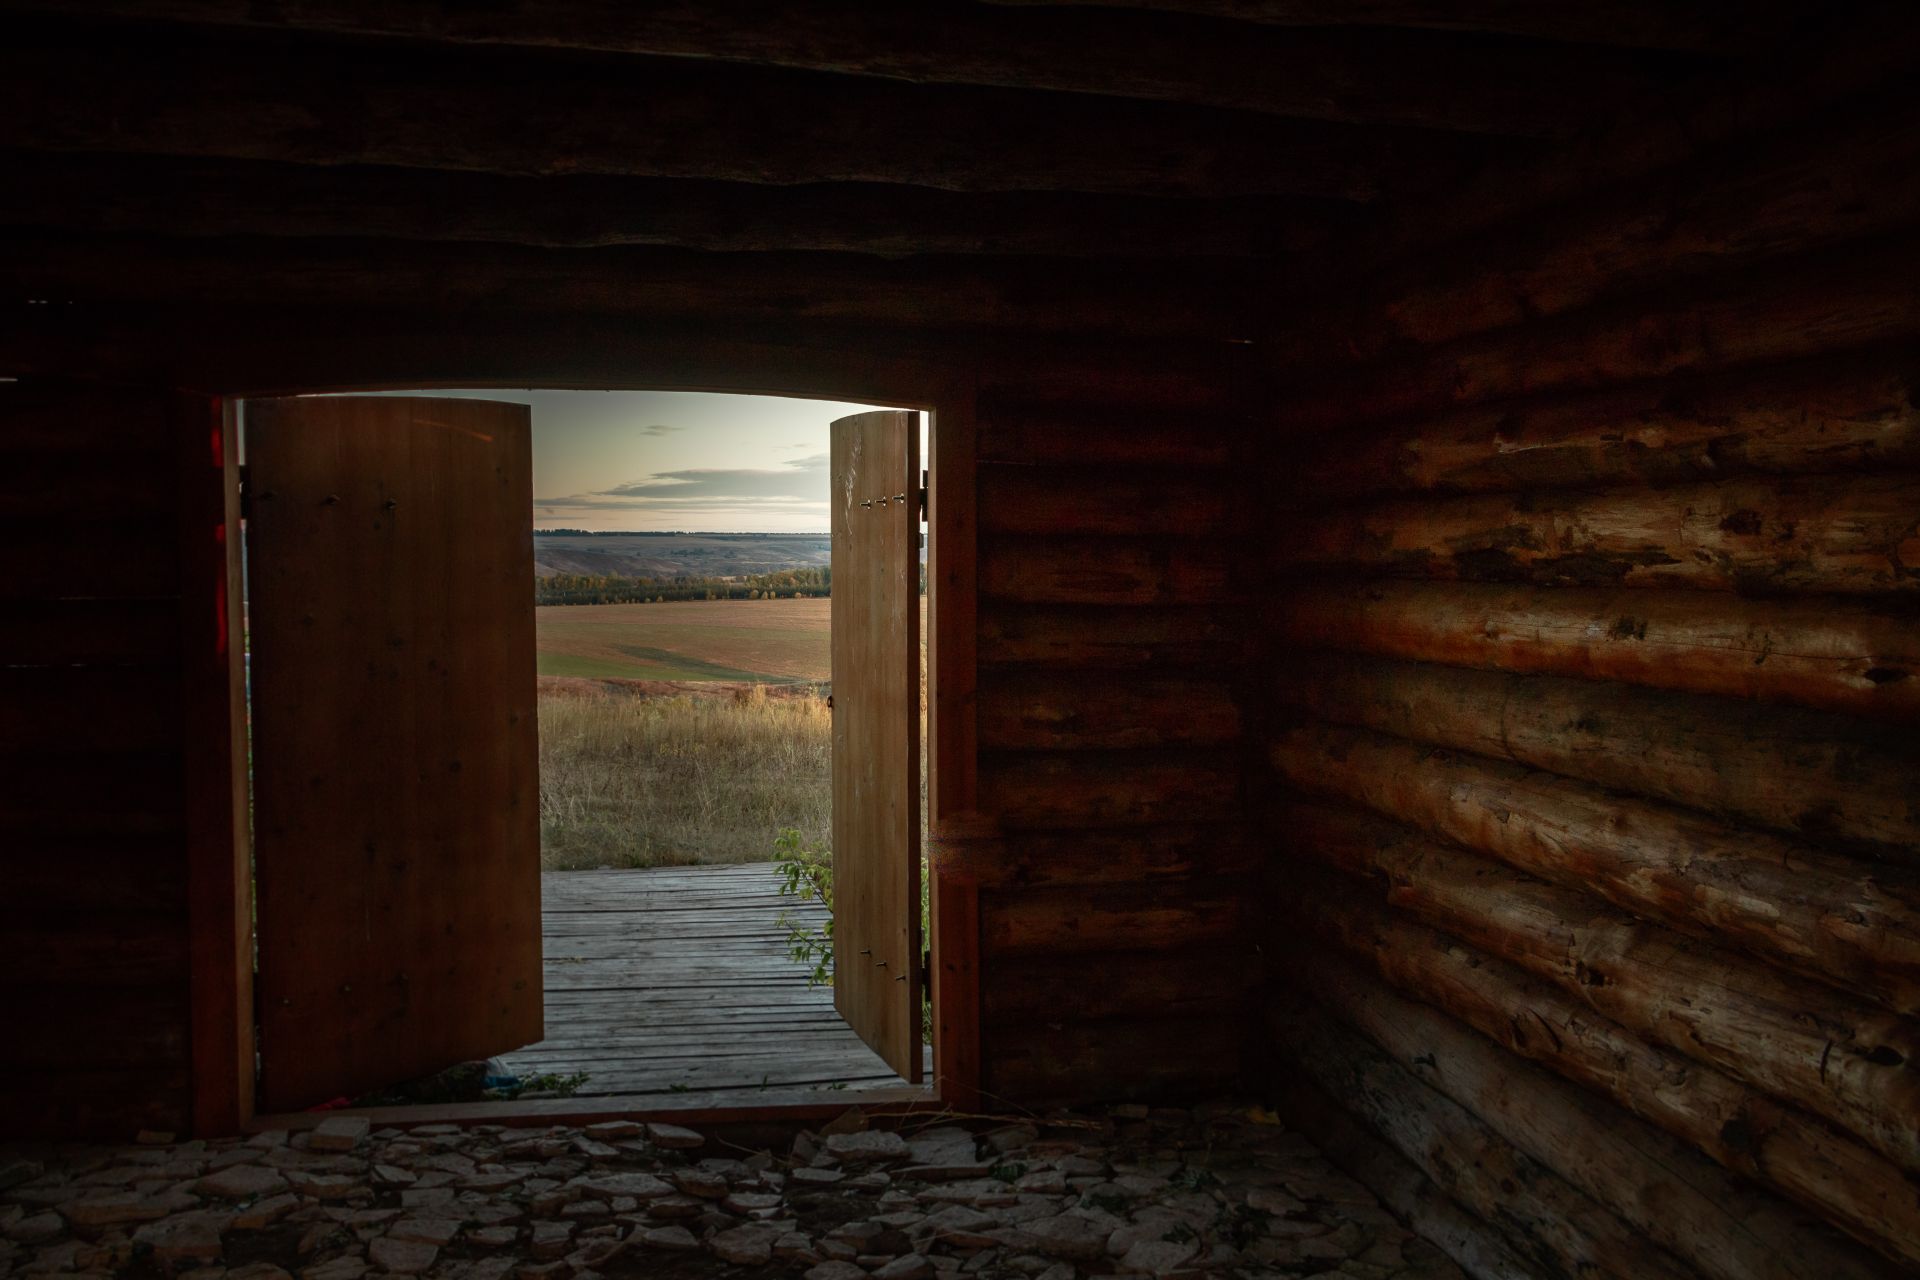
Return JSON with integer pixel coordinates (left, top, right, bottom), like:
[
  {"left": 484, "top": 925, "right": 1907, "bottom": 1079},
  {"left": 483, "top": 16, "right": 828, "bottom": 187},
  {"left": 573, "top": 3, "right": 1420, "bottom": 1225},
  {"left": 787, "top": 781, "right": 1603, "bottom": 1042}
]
[{"left": 498, "top": 864, "right": 915, "bottom": 1100}]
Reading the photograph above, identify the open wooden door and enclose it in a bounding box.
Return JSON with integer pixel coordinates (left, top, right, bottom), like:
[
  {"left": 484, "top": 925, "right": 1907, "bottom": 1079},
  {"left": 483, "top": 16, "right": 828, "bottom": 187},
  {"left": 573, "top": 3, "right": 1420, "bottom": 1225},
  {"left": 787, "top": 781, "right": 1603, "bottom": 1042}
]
[
  {"left": 245, "top": 396, "right": 542, "bottom": 1111},
  {"left": 830, "top": 410, "right": 924, "bottom": 1082}
]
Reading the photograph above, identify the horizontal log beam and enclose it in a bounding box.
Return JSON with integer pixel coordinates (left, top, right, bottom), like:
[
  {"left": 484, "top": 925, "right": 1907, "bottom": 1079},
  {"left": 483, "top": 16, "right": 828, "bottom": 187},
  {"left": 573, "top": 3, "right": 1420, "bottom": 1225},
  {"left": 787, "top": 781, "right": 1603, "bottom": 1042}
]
[
  {"left": 1276, "top": 235, "right": 1920, "bottom": 432},
  {"left": 1277, "top": 798, "right": 1920, "bottom": 1170},
  {"left": 1, "top": 308, "right": 1239, "bottom": 415},
  {"left": 1269, "top": 97, "right": 1920, "bottom": 366},
  {"left": 1270, "top": 720, "right": 1920, "bottom": 1013},
  {"left": 0, "top": 836, "right": 187, "bottom": 914},
  {"left": 982, "top": 878, "right": 1248, "bottom": 956},
  {"left": 1275, "top": 653, "right": 1920, "bottom": 857},
  {"left": 958, "top": 822, "right": 1259, "bottom": 891},
  {"left": 1274, "top": 998, "right": 1700, "bottom": 1280},
  {"left": 1279, "top": 347, "right": 1920, "bottom": 503},
  {"left": 1264, "top": 1070, "right": 1538, "bottom": 1280},
  {"left": 984, "top": 948, "right": 1254, "bottom": 1022},
  {"left": 1289, "top": 867, "right": 1920, "bottom": 1264},
  {"left": 1272, "top": 8, "right": 1920, "bottom": 303},
  {"left": 0, "top": 153, "right": 1320, "bottom": 260},
  {"left": 1285, "top": 946, "right": 1913, "bottom": 1277},
  {"left": 977, "top": 410, "right": 1245, "bottom": 468},
  {"left": 977, "top": 670, "right": 1241, "bottom": 750},
  {"left": 977, "top": 748, "right": 1241, "bottom": 830},
  {"left": 979, "top": 604, "right": 1246, "bottom": 670},
  {"left": 1273, "top": 472, "right": 1920, "bottom": 595},
  {"left": 979, "top": 538, "right": 1234, "bottom": 606},
  {"left": 979, "top": 464, "right": 1239, "bottom": 537},
  {"left": 0, "top": 28, "right": 1518, "bottom": 201},
  {"left": 987, "top": 1015, "right": 1242, "bottom": 1104},
  {"left": 2, "top": 1, "right": 1685, "bottom": 137},
  {"left": 980, "top": 0, "right": 1804, "bottom": 53},
  {"left": 1265, "top": 581, "right": 1920, "bottom": 722},
  {"left": 2, "top": 234, "right": 1243, "bottom": 341}
]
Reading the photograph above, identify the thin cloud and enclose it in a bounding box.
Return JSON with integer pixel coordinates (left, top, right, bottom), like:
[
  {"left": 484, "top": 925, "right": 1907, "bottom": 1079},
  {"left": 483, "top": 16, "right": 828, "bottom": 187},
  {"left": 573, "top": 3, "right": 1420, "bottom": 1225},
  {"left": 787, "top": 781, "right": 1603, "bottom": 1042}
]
[
  {"left": 638, "top": 423, "right": 684, "bottom": 437},
  {"left": 534, "top": 451, "right": 828, "bottom": 522}
]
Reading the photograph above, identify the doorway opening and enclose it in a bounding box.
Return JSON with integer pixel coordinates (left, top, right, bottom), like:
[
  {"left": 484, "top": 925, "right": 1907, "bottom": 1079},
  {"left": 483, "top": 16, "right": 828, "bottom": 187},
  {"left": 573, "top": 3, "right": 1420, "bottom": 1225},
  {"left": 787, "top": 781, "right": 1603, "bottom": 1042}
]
[{"left": 235, "top": 387, "right": 939, "bottom": 1118}]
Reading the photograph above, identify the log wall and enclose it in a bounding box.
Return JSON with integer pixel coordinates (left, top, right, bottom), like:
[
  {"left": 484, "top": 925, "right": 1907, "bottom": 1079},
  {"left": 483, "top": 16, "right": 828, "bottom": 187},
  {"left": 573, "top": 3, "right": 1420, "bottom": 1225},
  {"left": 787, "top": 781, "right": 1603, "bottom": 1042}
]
[
  {"left": 972, "top": 373, "right": 1260, "bottom": 1104},
  {"left": 0, "top": 380, "right": 240, "bottom": 1140},
  {"left": 1261, "top": 81, "right": 1920, "bottom": 1279}
]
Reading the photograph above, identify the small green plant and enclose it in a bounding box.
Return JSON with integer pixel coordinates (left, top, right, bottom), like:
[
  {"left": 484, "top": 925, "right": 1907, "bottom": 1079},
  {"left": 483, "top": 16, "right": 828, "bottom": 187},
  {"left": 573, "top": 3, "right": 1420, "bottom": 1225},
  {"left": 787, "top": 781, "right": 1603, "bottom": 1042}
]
[
  {"left": 486, "top": 1071, "right": 590, "bottom": 1101},
  {"left": 988, "top": 1161, "right": 1028, "bottom": 1184},
  {"left": 774, "top": 827, "right": 937, "bottom": 1046},
  {"left": 774, "top": 828, "right": 836, "bottom": 986}
]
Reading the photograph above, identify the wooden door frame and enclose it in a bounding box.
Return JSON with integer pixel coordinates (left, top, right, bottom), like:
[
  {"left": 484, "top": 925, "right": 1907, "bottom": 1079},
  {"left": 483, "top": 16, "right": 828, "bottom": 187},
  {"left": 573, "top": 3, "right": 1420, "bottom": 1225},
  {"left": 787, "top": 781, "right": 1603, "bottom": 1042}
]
[{"left": 188, "top": 363, "right": 982, "bottom": 1133}]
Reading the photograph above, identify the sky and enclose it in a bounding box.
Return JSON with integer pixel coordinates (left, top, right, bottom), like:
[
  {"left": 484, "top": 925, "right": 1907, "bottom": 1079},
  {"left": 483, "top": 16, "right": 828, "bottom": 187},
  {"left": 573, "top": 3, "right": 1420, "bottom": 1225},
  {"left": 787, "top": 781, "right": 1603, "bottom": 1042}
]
[{"left": 346, "top": 389, "right": 916, "bottom": 532}]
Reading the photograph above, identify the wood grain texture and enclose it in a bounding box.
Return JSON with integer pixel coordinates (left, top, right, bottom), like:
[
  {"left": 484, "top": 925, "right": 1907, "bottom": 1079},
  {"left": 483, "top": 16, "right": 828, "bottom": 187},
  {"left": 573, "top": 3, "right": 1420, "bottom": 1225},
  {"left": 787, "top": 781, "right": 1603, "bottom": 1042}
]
[
  {"left": 1278, "top": 236, "right": 1920, "bottom": 434},
  {"left": 981, "top": 878, "right": 1248, "bottom": 957},
  {"left": 1271, "top": 720, "right": 1920, "bottom": 1014},
  {"left": 928, "top": 390, "right": 983, "bottom": 1109},
  {"left": 1278, "top": 799, "right": 1920, "bottom": 1174},
  {"left": 978, "top": 749, "right": 1240, "bottom": 830},
  {"left": 0, "top": 379, "right": 195, "bottom": 1140},
  {"left": 978, "top": 603, "right": 1245, "bottom": 670},
  {"left": 985, "top": 1016, "right": 1241, "bottom": 1105},
  {"left": 1272, "top": 472, "right": 1920, "bottom": 595},
  {"left": 978, "top": 537, "right": 1233, "bottom": 605},
  {"left": 977, "top": 670, "right": 1241, "bottom": 750},
  {"left": 1267, "top": 580, "right": 1920, "bottom": 721},
  {"left": 1288, "top": 867, "right": 1920, "bottom": 1261},
  {"left": 501, "top": 866, "right": 910, "bottom": 1096},
  {"left": 0, "top": 153, "right": 1318, "bottom": 260},
  {"left": 0, "top": 29, "right": 1517, "bottom": 201},
  {"left": 247, "top": 396, "right": 542, "bottom": 1111},
  {"left": 1279, "top": 347, "right": 1920, "bottom": 503},
  {"left": 1275, "top": 652, "right": 1920, "bottom": 857},
  {"left": 0, "top": 233, "right": 1250, "bottom": 342},
  {"left": 830, "top": 410, "right": 923, "bottom": 1083},
  {"left": 1270, "top": 100, "right": 1920, "bottom": 367},
  {"left": 1276, "top": 997, "right": 1702, "bottom": 1280},
  {"left": 0, "top": 0, "right": 1690, "bottom": 136},
  {"left": 1267, "top": 1068, "right": 1538, "bottom": 1280},
  {"left": 1286, "top": 950, "right": 1910, "bottom": 1278}
]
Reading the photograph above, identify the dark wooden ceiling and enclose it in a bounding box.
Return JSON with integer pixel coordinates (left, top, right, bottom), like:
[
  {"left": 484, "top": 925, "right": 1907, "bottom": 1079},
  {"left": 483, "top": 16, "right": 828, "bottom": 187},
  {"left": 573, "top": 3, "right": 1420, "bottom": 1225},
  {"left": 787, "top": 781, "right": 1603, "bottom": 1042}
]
[{"left": 0, "top": 1, "right": 1874, "bottom": 354}]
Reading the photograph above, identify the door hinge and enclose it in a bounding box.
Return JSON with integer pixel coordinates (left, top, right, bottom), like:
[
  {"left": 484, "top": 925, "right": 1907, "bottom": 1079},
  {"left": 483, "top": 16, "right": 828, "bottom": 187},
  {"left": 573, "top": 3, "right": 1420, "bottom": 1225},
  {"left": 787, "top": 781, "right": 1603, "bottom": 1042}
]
[
  {"left": 919, "top": 950, "right": 932, "bottom": 996},
  {"left": 237, "top": 464, "right": 251, "bottom": 521},
  {"left": 918, "top": 469, "right": 928, "bottom": 522}
]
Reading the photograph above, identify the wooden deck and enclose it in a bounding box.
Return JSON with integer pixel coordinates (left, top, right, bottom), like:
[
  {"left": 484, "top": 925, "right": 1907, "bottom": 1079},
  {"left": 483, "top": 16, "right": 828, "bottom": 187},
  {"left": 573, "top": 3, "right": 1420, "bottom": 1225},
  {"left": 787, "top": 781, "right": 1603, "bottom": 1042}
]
[{"left": 498, "top": 864, "right": 918, "bottom": 1100}]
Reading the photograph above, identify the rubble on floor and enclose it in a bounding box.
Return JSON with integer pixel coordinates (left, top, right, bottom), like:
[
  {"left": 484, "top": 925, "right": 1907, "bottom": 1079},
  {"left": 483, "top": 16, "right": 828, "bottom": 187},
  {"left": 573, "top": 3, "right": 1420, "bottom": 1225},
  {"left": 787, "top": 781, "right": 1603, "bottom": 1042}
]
[{"left": 0, "top": 1103, "right": 1463, "bottom": 1279}]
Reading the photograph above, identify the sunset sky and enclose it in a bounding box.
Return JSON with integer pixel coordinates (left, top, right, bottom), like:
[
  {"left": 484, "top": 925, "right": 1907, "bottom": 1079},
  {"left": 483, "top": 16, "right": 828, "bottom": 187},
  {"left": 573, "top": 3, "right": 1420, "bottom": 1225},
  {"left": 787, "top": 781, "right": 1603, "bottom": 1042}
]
[{"left": 353, "top": 388, "right": 914, "bottom": 532}]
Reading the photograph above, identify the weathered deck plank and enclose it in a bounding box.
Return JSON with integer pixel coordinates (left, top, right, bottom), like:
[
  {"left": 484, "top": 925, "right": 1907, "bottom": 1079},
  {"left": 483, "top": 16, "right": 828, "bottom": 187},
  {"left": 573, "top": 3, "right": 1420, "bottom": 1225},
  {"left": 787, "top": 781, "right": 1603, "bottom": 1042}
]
[{"left": 499, "top": 864, "right": 917, "bottom": 1100}]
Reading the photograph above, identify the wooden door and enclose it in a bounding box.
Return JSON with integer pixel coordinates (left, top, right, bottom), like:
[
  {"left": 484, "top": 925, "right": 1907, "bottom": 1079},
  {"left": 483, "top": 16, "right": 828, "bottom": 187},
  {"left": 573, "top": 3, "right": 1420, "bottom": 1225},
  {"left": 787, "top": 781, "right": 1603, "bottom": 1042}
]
[
  {"left": 246, "top": 396, "right": 542, "bottom": 1111},
  {"left": 830, "top": 410, "right": 924, "bottom": 1082}
]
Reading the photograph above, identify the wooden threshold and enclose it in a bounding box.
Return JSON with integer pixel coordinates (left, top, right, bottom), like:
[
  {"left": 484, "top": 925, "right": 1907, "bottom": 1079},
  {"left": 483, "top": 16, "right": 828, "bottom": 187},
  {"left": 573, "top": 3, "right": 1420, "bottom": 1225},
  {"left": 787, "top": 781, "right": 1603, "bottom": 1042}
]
[{"left": 246, "top": 1084, "right": 940, "bottom": 1134}]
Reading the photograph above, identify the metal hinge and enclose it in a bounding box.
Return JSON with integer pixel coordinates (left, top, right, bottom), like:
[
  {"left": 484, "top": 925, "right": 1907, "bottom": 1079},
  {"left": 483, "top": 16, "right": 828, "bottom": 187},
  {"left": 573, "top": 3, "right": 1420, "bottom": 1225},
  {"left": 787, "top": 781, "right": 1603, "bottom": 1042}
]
[
  {"left": 919, "top": 950, "right": 932, "bottom": 995},
  {"left": 918, "top": 469, "right": 929, "bottom": 521}
]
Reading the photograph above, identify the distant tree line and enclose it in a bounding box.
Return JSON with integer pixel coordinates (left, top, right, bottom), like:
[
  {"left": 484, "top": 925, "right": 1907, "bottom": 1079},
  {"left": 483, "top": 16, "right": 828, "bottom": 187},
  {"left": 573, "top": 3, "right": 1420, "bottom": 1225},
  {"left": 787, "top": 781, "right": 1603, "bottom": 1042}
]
[{"left": 537, "top": 567, "right": 830, "bottom": 606}]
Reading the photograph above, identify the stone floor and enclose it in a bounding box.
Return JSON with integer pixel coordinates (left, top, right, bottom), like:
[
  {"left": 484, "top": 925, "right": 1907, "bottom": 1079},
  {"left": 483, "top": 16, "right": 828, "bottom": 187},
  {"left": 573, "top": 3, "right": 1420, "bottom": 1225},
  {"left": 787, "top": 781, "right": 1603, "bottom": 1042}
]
[{"left": 0, "top": 1104, "right": 1462, "bottom": 1280}]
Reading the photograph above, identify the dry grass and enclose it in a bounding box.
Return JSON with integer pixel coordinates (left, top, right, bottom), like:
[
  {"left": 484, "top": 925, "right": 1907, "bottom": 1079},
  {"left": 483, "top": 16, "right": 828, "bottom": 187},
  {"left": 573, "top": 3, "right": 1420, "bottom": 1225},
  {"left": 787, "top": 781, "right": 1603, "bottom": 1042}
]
[{"left": 538, "top": 683, "right": 831, "bottom": 870}]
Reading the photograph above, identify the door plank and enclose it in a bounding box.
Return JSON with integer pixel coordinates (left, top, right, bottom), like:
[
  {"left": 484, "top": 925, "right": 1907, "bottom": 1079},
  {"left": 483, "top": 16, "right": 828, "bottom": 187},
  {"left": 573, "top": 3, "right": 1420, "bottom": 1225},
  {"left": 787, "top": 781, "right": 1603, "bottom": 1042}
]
[
  {"left": 830, "top": 410, "right": 923, "bottom": 1082},
  {"left": 247, "top": 395, "right": 541, "bottom": 1111}
]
